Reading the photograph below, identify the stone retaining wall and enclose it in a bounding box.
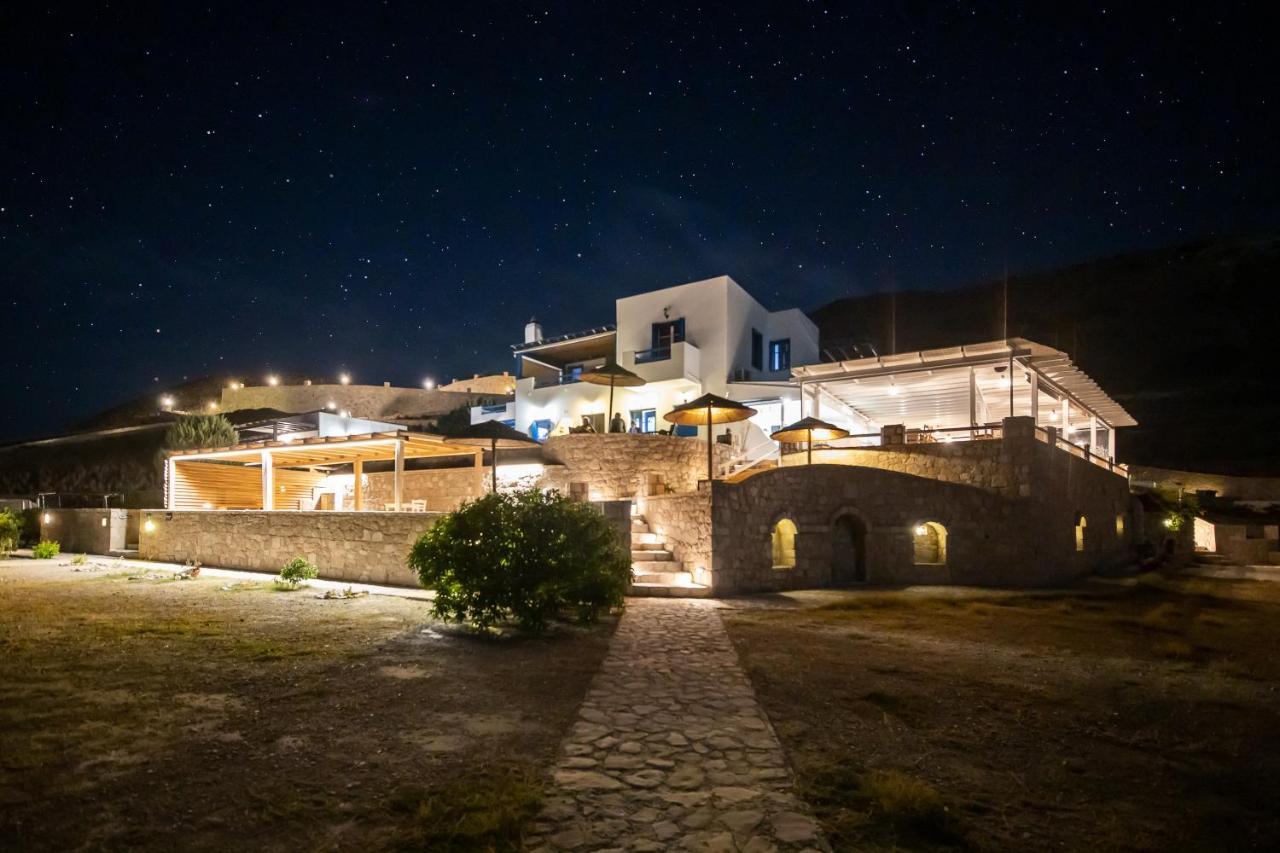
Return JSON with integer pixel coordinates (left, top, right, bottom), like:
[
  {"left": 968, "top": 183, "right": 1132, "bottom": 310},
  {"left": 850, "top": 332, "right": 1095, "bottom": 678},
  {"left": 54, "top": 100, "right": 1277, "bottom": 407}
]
[
  {"left": 637, "top": 490, "right": 713, "bottom": 585},
  {"left": 787, "top": 438, "right": 1026, "bottom": 497},
  {"left": 540, "top": 434, "right": 731, "bottom": 500},
  {"left": 220, "top": 383, "right": 505, "bottom": 419},
  {"left": 138, "top": 511, "right": 439, "bottom": 586}
]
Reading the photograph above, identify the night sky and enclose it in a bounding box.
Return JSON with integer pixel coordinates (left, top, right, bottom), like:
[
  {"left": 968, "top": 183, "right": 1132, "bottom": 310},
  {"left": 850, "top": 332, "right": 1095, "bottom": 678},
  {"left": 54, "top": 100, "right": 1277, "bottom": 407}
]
[{"left": 3, "top": 2, "right": 1276, "bottom": 442}]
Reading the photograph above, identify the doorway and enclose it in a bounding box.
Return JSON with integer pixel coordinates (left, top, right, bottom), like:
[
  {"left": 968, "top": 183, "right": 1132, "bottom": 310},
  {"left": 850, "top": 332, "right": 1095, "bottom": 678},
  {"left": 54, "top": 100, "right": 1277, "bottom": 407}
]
[{"left": 831, "top": 515, "right": 868, "bottom": 584}]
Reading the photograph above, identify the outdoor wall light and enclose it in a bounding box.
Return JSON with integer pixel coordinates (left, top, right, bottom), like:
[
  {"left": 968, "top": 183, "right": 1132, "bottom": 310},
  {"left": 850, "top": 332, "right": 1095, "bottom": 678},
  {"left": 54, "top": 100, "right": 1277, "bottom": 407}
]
[
  {"left": 326, "top": 401, "right": 337, "bottom": 410},
  {"left": 160, "top": 395, "right": 175, "bottom": 408},
  {"left": 423, "top": 378, "right": 435, "bottom": 389},
  {"left": 143, "top": 519, "right": 156, "bottom": 533},
  {"left": 42, "top": 513, "right": 53, "bottom": 524},
  {"left": 207, "top": 401, "right": 218, "bottom": 411},
  {"left": 267, "top": 375, "right": 280, "bottom": 386},
  {"left": 914, "top": 525, "right": 928, "bottom": 536},
  {"left": 339, "top": 373, "right": 351, "bottom": 385}
]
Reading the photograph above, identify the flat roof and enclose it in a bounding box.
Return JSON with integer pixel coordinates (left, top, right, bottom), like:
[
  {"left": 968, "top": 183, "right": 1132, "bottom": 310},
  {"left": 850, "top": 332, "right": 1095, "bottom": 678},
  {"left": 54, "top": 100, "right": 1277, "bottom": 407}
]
[
  {"left": 167, "top": 430, "right": 479, "bottom": 468},
  {"left": 793, "top": 337, "right": 1136, "bottom": 428}
]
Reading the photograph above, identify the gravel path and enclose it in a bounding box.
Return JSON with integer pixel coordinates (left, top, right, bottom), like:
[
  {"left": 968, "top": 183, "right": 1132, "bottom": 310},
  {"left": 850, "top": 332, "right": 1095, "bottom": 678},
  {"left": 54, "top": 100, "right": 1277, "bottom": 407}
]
[{"left": 529, "top": 598, "right": 828, "bottom": 852}]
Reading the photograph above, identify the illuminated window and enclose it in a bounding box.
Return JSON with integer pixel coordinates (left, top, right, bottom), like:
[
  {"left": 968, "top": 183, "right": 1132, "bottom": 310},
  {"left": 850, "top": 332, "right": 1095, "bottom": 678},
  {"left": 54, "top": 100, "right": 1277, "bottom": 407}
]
[
  {"left": 771, "top": 518, "right": 797, "bottom": 568},
  {"left": 912, "top": 521, "right": 947, "bottom": 565},
  {"left": 1115, "top": 514, "right": 1125, "bottom": 538},
  {"left": 1075, "top": 514, "right": 1087, "bottom": 551}
]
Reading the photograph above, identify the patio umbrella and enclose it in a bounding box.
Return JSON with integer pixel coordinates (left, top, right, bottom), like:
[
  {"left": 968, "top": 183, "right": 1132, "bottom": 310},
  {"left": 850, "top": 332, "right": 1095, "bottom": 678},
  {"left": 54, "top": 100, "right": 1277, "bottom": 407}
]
[
  {"left": 771, "top": 416, "right": 850, "bottom": 465},
  {"left": 579, "top": 361, "right": 646, "bottom": 430},
  {"left": 664, "top": 393, "right": 758, "bottom": 482},
  {"left": 444, "top": 421, "right": 540, "bottom": 493}
]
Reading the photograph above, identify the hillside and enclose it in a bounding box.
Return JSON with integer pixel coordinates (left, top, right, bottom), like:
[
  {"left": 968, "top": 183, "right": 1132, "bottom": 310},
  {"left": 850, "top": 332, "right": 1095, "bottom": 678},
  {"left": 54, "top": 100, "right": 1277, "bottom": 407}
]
[{"left": 809, "top": 234, "right": 1280, "bottom": 476}]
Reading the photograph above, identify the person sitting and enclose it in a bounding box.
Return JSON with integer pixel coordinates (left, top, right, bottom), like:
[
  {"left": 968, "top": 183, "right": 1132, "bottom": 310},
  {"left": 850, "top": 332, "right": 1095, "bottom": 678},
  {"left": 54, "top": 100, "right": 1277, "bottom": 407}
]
[{"left": 578, "top": 415, "right": 596, "bottom": 433}]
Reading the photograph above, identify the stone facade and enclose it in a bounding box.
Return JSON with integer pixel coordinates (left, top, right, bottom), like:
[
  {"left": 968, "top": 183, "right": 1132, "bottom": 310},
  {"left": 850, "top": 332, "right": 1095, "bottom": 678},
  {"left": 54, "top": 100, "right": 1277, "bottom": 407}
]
[
  {"left": 540, "top": 434, "right": 732, "bottom": 501},
  {"left": 636, "top": 490, "right": 714, "bottom": 585},
  {"left": 138, "top": 511, "right": 439, "bottom": 586},
  {"left": 363, "top": 466, "right": 485, "bottom": 512},
  {"left": 220, "top": 383, "right": 505, "bottom": 420},
  {"left": 39, "top": 508, "right": 129, "bottom": 554},
  {"left": 637, "top": 418, "right": 1134, "bottom": 594},
  {"left": 438, "top": 372, "right": 517, "bottom": 395}
]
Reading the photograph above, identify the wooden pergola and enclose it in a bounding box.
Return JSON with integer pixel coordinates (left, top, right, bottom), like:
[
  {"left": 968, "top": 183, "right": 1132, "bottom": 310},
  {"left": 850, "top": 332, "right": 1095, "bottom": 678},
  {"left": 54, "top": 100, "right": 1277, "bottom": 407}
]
[{"left": 164, "top": 430, "right": 482, "bottom": 511}]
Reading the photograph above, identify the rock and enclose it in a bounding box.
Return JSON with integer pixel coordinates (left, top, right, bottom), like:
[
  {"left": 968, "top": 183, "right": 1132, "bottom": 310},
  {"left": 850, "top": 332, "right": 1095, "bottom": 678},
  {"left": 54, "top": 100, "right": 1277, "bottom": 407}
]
[
  {"left": 770, "top": 812, "right": 820, "bottom": 843},
  {"left": 553, "top": 770, "right": 624, "bottom": 791}
]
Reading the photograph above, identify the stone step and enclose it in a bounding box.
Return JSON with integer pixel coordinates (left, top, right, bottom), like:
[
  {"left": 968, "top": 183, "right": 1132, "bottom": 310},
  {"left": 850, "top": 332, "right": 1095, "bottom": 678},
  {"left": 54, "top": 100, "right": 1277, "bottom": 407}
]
[
  {"left": 634, "top": 531, "right": 661, "bottom": 545},
  {"left": 1268, "top": 551, "right": 1280, "bottom": 566},
  {"left": 632, "top": 540, "right": 667, "bottom": 551},
  {"left": 631, "top": 549, "right": 673, "bottom": 561},
  {"left": 633, "top": 570, "right": 692, "bottom": 585},
  {"left": 632, "top": 560, "right": 683, "bottom": 574},
  {"left": 629, "top": 581, "right": 712, "bottom": 598},
  {"left": 630, "top": 521, "right": 650, "bottom": 533}
]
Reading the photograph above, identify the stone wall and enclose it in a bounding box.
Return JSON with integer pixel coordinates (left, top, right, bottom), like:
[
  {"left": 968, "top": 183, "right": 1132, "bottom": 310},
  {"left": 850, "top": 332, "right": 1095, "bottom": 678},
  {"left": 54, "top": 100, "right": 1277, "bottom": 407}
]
[
  {"left": 637, "top": 490, "right": 713, "bottom": 585},
  {"left": 682, "top": 417, "right": 1134, "bottom": 594},
  {"left": 138, "top": 511, "right": 439, "bottom": 586},
  {"left": 364, "top": 466, "right": 485, "bottom": 512},
  {"left": 787, "top": 438, "right": 1025, "bottom": 497},
  {"left": 540, "top": 434, "right": 732, "bottom": 500},
  {"left": 220, "top": 384, "right": 505, "bottom": 419},
  {"left": 39, "top": 508, "right": 129, "bottom": 554}
]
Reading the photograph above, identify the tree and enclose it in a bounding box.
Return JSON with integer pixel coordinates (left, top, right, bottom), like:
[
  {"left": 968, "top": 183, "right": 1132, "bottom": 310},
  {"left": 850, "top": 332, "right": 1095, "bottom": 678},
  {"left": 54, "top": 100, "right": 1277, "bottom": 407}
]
[
  {"left": 432, "top": 404, "right": 474, "bottom": 437},
  {"left": 408, "top": 489, "right": 630, "bottom": 632},
  {"left": 164, "top": 414, "right": 238, "bottom": 451}
]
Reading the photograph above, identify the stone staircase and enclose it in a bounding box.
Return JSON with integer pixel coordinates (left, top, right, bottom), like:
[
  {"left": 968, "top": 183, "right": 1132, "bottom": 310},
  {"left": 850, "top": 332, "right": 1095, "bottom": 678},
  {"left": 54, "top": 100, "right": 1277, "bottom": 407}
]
[
  {"left": 1186, "top": 550, "right": 1280, "bottom": 582},
  {"left": 629, "top": 514, "right": 711, "bottom": 597}
]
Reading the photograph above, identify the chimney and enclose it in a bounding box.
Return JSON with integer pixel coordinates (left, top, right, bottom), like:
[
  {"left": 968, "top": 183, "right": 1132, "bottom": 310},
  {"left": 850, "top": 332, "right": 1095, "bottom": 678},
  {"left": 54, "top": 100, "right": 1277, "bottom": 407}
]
[{"left": 524, "top": 317, "right": 543, "bottom": 344}]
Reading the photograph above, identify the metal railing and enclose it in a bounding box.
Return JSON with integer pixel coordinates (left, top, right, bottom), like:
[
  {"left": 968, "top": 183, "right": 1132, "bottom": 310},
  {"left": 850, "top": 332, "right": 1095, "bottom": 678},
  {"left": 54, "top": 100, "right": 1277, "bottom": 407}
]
[{"left": 1035, "top": 427, "right": 1128, "bottom": 476}]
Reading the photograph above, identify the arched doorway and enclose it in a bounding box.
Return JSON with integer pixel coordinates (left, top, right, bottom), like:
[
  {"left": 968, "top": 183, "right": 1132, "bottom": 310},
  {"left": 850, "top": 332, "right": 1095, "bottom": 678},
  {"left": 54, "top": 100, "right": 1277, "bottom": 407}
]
[{"left": 831, "top": 515, "right": 867, "bottom": 584}]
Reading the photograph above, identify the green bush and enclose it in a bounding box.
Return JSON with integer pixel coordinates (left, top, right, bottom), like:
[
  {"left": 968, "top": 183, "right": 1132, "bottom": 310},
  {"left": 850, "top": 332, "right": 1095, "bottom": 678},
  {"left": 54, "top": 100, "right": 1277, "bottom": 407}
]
[
  {"left": 0, "top": 509, "right": 22, "bottom": 557},
  {"left": 408, "top": 489, "right": 630, "bottom": 633},
  {"left": 278, "top": 555, "right": 318, "bottom": 588},
  {"left": 164, "top": 414, "right": 238, "bottom": 451},
  {"left": 32, "top": 540, "right": 61, "bottom": 559}
]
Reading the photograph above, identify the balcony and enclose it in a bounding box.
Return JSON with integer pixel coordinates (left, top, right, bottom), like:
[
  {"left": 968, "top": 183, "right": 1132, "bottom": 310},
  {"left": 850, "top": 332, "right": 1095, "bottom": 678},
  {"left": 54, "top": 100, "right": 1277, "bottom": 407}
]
[{"left": 621, "top": 340, "right": 701, "bottom": 384}]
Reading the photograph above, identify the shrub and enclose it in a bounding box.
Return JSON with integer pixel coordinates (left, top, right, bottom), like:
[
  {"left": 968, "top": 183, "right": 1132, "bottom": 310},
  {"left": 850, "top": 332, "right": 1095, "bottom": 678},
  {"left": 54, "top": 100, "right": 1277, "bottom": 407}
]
[
  {"left": 0, "top": 510, "right": 23, "bottom": 557},
  {"left": 32, "top": 540, "right": 61, "bottom": 559},
  {"left": 164, "top": 414, "right": 238, "bottom": 451},
  {"left": 278, "top": 555, "right": 318, "bottom": 588},
  {"left": 408, "top": 489, "right": 630, "bottom": 633}
]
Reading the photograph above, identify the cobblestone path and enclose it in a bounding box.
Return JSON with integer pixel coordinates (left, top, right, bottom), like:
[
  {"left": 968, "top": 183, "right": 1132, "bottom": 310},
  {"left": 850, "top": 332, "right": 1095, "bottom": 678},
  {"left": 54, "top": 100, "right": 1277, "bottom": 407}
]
[{"left": 529, "top": 598, "right": 828, "bottom": 852}]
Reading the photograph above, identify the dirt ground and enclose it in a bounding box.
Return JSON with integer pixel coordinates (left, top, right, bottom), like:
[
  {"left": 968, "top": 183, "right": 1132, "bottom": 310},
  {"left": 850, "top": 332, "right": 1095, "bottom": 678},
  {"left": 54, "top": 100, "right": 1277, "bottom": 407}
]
[
  {"left": 723, "top": 573, "right": 1280, "bottom": 852},
  {"left": 0, "top": 559, "right": 613, "bottom": 852}
]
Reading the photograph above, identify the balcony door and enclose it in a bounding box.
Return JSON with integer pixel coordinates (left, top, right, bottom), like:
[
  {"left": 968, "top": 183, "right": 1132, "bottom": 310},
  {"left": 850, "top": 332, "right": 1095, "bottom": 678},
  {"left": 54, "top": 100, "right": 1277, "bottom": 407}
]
[{"left": 651, "top": 319, "right": 685, "bottom": 352}]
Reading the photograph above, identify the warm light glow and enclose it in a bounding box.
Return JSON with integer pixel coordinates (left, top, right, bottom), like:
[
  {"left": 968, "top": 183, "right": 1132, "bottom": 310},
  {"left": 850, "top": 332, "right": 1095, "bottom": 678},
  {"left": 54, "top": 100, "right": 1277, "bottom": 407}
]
[
  {"left": 267, "top": 375, "right": 280, "bottom": 386},
  {"left": 1162, "top": 517, "right": 1174, "bottom": 528},
  {"left": 42, "top": 512, "right": 53, "bottom": 524},
  {"left": 339, "top": 410, "right": 351, "bottom": 418},
  {"left": 914, "top": 525, "right": 928, "bottom": 536},
  {"left": 1048, "top": 410, "right": 1058, "bottom": 421},
  {"left": 887, "top": 382, "right": 901, "bottom": 397},
  {"left": 202, "top": 501, "right": 213, "bottom": 509},
  {"left": 207, "top": 401, "right": 218, "bottom": 411},
  {"left": 326, "top": 401, "right": 337, "bottom": 410},
  {"left": 423, "top": 377, "right": 435, "bottom": 389},
  {"left": 160, "top": 395, "right": 175, "bottom": 408},
  {"left": 339, "top": 372, "right": 351, "bottom": 385},
  {"left": 228, "top": 381, "right": 241, "bottom": 390},
  {"left": 143, "top": 519, "right": 156, "bottom": 533}
]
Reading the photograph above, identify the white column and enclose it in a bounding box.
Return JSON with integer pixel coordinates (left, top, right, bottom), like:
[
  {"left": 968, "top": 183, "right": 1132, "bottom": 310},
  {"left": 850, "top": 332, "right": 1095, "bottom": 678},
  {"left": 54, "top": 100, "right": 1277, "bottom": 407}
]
[
  {"left": 165, "top": 457, "right": 176, "bottom": 510},
  {"left": 393, "top": 440, "right": 405, "bottom": 511},
  {"left": 352, "top": 459, "right": 364, "bottom": 511},
  {"left": 1089, "top": 415, "right": 1098, "bottom": 453},
  {"left": 1061, "top": 399, "right": 1070, "bottom": 434},
  {"left": 968, "top": 367, "right": 977, "bottom": 427},
  {"left": 261, "top": 450, "right": 274, "bottom": 510},
  {"left": 1029, "top": 371, "right": 1039, "bottom": 424}
]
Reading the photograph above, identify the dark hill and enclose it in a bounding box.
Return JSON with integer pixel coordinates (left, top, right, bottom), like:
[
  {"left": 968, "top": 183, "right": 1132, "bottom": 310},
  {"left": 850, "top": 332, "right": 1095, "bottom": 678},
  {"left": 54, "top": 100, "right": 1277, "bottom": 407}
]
[{"left": 809, "top": 234, "right": 1280, "bottom": 476}]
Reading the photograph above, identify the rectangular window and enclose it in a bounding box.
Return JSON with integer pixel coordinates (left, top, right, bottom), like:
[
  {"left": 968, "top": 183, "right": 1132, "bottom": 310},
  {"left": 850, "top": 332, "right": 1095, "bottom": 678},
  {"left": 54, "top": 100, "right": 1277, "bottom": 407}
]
[
  {"left": 751, "top": 329, "right": 763, "bottom": 370},
  {"left": 768, "top": 338, "right": 791, "bottom": 372},
  {"left": 630, "top": 408, "right": 657, "bottom": 433}
]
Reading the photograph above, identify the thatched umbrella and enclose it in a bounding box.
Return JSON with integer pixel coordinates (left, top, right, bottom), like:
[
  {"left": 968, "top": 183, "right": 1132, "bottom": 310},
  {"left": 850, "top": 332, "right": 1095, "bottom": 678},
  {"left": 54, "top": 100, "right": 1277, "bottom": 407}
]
[
  {"left": 664, "top": 393, "right": 758, "bottom": 482},
  {"left": 579, "top": 361, "right": 646, "bottom": 430},
  {"left": 771, "top": 416, "right": 850, "bottom": 465},
  {"left": 444, "top": 421, "right": 540, "bottom": 493}
]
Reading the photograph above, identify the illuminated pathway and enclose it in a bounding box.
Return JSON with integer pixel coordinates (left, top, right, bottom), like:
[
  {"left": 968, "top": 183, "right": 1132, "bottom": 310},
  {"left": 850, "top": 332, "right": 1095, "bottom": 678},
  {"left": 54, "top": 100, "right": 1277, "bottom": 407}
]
[{"left": 528, "top": 598, "right": 828, "bottom": 852}]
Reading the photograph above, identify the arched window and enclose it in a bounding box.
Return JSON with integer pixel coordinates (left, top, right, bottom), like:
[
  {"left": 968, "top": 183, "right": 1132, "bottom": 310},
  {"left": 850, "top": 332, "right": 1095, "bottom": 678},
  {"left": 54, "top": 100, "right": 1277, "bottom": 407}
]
[
  {"left": 1075, "top": 514, "right": 1087, "bottom": 551},
  {"left": 771, "top": 518, "right": 797, "bottom": 568},
  {"left": 912, "top": 521, "right": 947, "bottom": 565}
]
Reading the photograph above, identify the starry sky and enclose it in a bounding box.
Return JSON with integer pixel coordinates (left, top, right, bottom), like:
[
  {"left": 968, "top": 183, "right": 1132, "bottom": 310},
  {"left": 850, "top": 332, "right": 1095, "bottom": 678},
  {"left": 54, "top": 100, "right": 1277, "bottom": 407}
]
[{"left": 3, "top": 2, "right": 1277, "bottom": 442}]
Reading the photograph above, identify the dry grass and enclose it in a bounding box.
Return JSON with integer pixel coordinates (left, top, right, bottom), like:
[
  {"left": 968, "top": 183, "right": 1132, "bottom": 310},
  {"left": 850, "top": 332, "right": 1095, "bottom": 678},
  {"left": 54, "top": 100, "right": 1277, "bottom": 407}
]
[
  {"left": 726, "top": 573, "right": 1280, "bottom": 851},
  {"left": 0, "top": 561, "right": 612, "bottom": 852}
]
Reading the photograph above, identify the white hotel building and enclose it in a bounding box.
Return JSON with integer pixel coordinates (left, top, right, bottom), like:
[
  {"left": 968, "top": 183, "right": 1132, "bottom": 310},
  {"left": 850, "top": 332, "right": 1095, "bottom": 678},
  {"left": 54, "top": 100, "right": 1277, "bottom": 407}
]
[{"left": 472, "top": 275, "right": 821, "bottom": 458}]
